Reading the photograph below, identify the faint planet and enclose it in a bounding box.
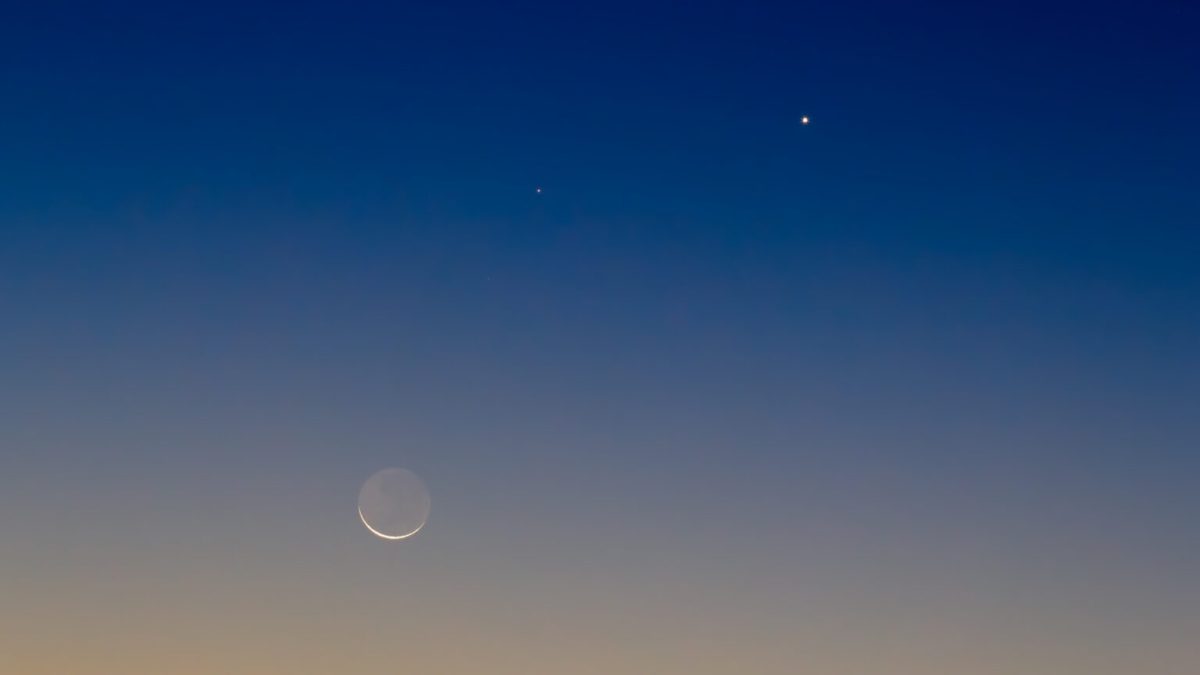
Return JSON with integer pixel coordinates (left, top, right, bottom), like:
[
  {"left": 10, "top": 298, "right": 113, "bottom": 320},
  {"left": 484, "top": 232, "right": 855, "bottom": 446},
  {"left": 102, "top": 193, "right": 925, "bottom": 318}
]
[
  {"left": 536, "top": 186, "right": 543, "bottom": 194},
  {"left": 801, "top": 115, "right": 810, "bottom": 125},
  {"left": 357, "top": 468, "right": 431, "bottom": 540}
]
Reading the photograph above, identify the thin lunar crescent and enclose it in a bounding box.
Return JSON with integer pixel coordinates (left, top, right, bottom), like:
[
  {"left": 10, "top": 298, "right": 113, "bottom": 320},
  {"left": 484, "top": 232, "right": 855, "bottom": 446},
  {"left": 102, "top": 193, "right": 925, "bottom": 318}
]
[
  {"left": 357, "top": 467, "right": 431, "bottom": 541},
  {"left": 358, "top": 506, "right": 423, "bottom": 540}
]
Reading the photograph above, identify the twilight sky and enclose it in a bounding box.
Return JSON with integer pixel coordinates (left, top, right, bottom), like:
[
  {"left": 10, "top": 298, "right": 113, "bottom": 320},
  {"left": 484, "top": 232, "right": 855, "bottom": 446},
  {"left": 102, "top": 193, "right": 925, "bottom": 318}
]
[{"left": 2, "top": 1, "right": 1198, "bottom": 673}]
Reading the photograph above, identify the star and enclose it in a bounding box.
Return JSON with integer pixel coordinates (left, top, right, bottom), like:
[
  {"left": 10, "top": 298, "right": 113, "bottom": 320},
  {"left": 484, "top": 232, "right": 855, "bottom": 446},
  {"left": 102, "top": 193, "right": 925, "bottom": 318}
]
[
  {"left": 536, "top": 186, "right": 543, "bottom": 194},
  {"left": 801, "top": 116, "right": 810, "bottom": 125}
]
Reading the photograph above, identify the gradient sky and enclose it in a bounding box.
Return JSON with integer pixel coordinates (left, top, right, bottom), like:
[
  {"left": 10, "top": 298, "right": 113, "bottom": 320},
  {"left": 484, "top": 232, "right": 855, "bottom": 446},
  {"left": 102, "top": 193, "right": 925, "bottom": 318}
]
[{"left": 2, "top": 1, "right": 1198, "bottom": 673}]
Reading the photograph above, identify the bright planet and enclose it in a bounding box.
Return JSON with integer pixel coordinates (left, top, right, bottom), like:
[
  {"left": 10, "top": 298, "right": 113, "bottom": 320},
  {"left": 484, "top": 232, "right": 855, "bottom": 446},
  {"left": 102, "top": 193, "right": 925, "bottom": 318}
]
[{"left": 357, "top": 467, "right": 431, "bottom": 540}]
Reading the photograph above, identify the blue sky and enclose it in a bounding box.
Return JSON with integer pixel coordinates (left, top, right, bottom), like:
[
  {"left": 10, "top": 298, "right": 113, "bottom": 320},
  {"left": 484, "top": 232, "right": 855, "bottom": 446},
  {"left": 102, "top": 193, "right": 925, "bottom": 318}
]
[{"left": 2, "top": 1, "right": 1198, "bottom": 672}]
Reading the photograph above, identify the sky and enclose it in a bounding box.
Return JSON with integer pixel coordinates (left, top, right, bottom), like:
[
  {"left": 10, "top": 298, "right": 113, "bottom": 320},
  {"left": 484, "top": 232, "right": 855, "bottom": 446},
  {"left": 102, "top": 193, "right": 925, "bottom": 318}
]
[{"left": 1, "top": 1, "right": 1198, "bottom": 673}]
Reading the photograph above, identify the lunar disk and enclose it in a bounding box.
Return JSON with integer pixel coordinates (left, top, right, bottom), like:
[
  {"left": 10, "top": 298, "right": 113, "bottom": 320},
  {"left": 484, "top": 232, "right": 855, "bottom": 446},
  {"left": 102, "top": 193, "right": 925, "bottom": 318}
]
[{"left": 357, "top": 467, "right": 431, "bottom": 540}]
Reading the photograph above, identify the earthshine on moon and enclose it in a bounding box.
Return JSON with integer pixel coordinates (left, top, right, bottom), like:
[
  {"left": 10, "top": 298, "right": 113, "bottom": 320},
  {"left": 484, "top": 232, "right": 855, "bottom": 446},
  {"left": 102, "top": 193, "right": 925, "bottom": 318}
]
[{"left": 357, "top": 468, "right": 431, "bottom": 540}]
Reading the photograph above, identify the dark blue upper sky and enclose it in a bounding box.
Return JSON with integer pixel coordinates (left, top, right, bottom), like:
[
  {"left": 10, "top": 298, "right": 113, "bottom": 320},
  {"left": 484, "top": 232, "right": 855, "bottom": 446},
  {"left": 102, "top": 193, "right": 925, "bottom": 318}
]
[{"left": 4, "top": 1, "right": 1197, "bottom": 440}]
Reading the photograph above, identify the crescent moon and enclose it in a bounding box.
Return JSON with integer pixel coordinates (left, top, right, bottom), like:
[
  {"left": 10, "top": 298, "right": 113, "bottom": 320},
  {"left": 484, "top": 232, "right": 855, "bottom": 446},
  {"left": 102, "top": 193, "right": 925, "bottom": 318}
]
[{"left": 358, "top": 506, "right": 425, "bottom": 540}]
